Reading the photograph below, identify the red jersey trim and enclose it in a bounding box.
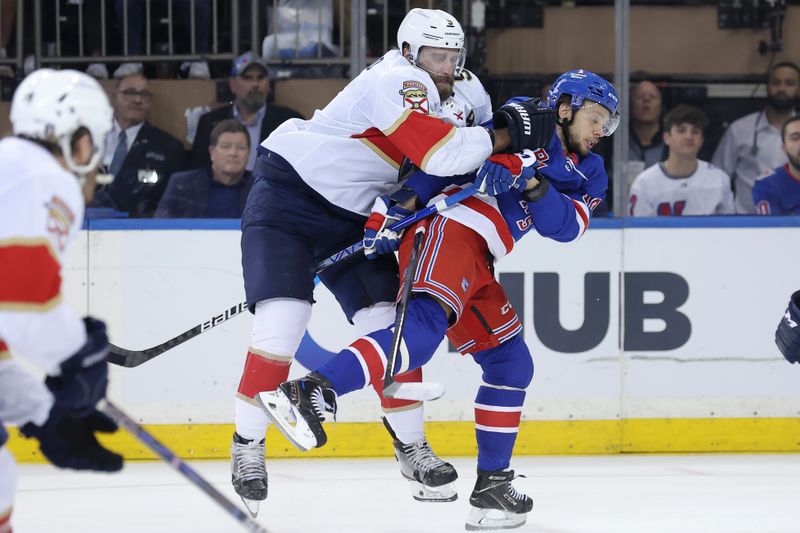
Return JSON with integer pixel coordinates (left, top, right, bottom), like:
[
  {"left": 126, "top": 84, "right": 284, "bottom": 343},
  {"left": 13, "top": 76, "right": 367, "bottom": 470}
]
[
  {"left": 382, "top": 109, "right": 456, "bottom": 171},
  {"left": 352, "top": 128, "right": 404, "bottom": 169},
  {"left": 0, "top": 238, "right": 62, "bottom": 312}
]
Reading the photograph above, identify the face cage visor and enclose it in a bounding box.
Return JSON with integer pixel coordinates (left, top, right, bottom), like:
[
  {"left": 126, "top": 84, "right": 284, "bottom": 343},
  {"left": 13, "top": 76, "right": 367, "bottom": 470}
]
[
  {"left": 577, "top": 101, "right": 621, "bottom": 137},
  {"left": 413, "top": 46, "right": 466, "bottom": 79}
]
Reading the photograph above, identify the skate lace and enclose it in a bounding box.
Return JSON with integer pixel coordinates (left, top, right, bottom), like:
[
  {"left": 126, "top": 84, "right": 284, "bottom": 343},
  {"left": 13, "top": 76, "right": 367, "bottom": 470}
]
[
  {"left": 233, "top": 439, "right": 265, "bottom": 481},
  {"left": 478, "top": 472, "right": 528, "bottom": 503},
  {"left": 404, "top": 439, "right": 446, "bottom": 474}
]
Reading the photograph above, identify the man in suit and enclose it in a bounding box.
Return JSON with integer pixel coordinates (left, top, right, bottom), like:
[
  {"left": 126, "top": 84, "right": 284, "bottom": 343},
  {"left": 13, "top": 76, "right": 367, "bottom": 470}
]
[
  {"left": 190, "top": 51, "right": 304, "bottom": 171},
  {"left": 156, "top": 119, "right": 254, "bottom": 218},
  {"left": 91, "top": 72, "right": 187, "bottom": 217}
]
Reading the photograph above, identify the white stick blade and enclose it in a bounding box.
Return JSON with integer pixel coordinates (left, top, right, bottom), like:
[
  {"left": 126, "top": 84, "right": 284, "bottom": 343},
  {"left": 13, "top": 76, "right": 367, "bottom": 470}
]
[{"left": 383, "top": 381, "right": 445, "bottom": 401}]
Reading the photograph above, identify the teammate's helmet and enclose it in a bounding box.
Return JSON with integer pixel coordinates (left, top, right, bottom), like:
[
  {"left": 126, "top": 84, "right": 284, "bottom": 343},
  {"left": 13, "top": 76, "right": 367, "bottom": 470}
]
[
  {"left": 547, "top": 69, "right": 620, "bottom": 136},
  {"left": 11, "top": 68, "right": 113, "bottom": 175},
  {"left": 397, "top": 8, "right": 465, "bottom": 76}
]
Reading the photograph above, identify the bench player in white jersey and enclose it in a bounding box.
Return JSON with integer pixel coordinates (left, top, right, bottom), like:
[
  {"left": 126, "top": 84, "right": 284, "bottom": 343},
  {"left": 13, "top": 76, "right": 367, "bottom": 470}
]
[
  {"left": 0, "top": 69, "right": 122, "bottom": 533},
  {"left": 629, "top": 104, "right": 734, "bottom": 216},
  {"left": 231, "top": 7, "right": 555, "bottom": 516},
  {"left": 264, "top": 69, "right": 619, "bottom": 530}
]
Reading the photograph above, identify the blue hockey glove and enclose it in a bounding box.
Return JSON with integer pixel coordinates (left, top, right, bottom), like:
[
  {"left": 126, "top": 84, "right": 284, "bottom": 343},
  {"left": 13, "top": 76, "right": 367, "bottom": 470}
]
[
  {"left": 45, "top": 317, "right": 110, "bottom": 416},
  {"left": 475, "top": 154, "right": 529, "bottom": 196},
  {"left": 20, "top": 407, "right": 123, "bottom": 472},
  {"left": 363, "top": 196, "right": 413, "bottom": 260},
  {"left": 776, "top": 290, "right": 800, "bottom": 364}
]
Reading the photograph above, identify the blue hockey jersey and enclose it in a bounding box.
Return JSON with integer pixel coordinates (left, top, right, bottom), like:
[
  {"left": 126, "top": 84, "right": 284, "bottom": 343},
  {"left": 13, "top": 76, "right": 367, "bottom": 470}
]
[{"left": 753, "top": 164, "right": 800, "bottom": 215}]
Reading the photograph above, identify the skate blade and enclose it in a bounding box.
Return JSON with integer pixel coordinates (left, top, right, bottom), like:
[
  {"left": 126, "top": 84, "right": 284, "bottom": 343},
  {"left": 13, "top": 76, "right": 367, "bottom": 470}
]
[
  {"left": 256, "top": 391, "right": 318, "bottom": 452},
  {"left": 409, "top": 480, "right": 458, "bottom": 502},
  {"left": 465, "top": 506, "right": 527, "bottom": 531},
  {"left": 240, "top": 496, "right": 260, "bottom": 518},
  {"left": 384, "top": 381, "right": 445, "bottom": 401}
]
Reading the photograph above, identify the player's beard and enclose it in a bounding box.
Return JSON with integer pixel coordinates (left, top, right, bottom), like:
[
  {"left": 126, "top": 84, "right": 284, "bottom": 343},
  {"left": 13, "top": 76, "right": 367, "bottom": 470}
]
[
  {"left": 565, "top": 125, "right": 589, "bottom": 158},
  {"left": 430, "top": 74, "right": 455, "bottom": 101}
]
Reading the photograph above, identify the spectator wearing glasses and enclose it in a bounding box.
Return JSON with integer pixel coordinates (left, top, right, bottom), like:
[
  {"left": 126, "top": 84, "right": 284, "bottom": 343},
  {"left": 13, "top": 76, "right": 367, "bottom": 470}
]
[
  {"left": 91, "top": 72, "right": 187, "bottom": 217},
  {"left": 156, "top": 119, "right": 254, "bottom": 218},
  {"left": 190, "top": 52, "right": 303, "bottom": 171}
]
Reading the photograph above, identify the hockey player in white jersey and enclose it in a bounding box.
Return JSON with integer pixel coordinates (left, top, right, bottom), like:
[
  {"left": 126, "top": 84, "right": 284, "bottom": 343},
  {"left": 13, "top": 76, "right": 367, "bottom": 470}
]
[
  {"left": 231, "top": 7, "right": 555, "bottom": 516},
  {"left": 0, "top": 69, "right": 121, "bottom": 533},
  {"left": 629, "top": 104, "right": 734, "bottom": 216}
]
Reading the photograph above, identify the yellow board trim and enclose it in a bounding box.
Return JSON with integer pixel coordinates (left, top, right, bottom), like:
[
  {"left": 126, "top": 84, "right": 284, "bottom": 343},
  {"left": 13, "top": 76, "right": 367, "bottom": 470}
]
[{"left": 6, "top": 418, "right": 800, "bottom": 463}]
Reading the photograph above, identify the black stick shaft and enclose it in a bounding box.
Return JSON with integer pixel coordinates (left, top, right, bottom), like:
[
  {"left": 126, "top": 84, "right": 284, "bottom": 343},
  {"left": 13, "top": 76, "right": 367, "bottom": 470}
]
[{"left": 101, "top": 400, "right": 269, "bottom": 533}]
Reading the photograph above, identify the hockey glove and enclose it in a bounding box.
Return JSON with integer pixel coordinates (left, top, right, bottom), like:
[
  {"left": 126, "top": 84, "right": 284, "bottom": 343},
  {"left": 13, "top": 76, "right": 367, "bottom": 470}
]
[
  {"left": 776, "top": 290, "right": 800, "bottom": 364},
  {"left": 492, "top": 98, "right": 555, "bottom": 153},
  {"left": 475, "top": 154, "right": 530, "bottom": 196},
  {"left": 21, "top": 406, "right": 123, "bottom": 472},
  {"left": 363, "top": 195, "right": 413, "bottom": 260},
  {"left": 45, "top": 317, "right": 111, "bottom": 416}
]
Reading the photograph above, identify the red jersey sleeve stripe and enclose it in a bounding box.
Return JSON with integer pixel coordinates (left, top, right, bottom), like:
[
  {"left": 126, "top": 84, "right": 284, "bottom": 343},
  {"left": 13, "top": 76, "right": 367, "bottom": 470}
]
[
  {"left": 571, "top": 198, "right": 590, "bottom": 238},
  {"left": 382, "top": 109, "right": 456, "bottom": 172},
  {"left": 352, "top": 127, "right": 404, "bottom": 169},
  {"left": 0, "top": 239, "right": 62, "bottom": 311}
]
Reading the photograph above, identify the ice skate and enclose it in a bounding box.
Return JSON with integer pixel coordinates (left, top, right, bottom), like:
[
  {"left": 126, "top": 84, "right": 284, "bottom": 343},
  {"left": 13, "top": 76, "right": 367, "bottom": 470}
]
[
  {"left": 230, "top": 432, "right": 267, "bottom": 518},
  {"left": 258, "top": 372, "right": 337, "bottom": 451},
  {"left": 384, "top": 417, "right": 458, "bottom": 502},
  {"left": 465, "top": 469, "right": 532, "bottom": 530}
]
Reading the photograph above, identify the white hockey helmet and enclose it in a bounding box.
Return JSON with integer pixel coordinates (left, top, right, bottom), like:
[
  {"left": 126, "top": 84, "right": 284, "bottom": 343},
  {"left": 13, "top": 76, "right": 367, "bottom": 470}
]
[
  {"left": 11, "top": 68, "right": 113, "bottom": 175},
  {"left": 397, "top": 8, "right": 466, "bottom": 76}
]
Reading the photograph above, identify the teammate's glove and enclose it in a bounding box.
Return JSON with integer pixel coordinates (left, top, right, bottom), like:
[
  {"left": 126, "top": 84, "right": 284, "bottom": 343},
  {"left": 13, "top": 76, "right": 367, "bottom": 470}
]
[
  {"left": 363, "top": 196, "right": 413, "bottom": 260},
  {"left": 45, "top": 317, "right": 111, "bottom": 416},
  {"left": 776, "top": 290, "right": 800, "bottom": 364},
  {"left": 474, "top": 154, "right": 529, "bottom": 196},
  {"left": 21, "top": 407, "right": 123, "bottom": 472},
  {"left": 492, "top": 98, "right": 555, "bottom": 153}
]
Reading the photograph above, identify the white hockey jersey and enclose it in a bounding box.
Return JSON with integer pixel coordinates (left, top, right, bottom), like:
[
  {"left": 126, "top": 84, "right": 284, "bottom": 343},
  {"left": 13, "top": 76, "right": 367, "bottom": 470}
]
[
  {"left": 440, "top": 69, "right": 493, "bottom": 128},
  {"left": 0, "top": 137, "right": 87, "bottom": 427},
  {"left": 261, "top": 50, "right": 493, "bottom": 216},
  {"left": 628, "top": 160, "right": 735, "bottom": 216}
]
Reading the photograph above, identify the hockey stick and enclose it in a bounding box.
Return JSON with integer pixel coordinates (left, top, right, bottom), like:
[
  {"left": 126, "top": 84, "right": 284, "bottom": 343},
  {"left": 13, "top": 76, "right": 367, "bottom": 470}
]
[
  {"left": 100, "top": 399, "right": 269, "bottom": 533},
  {"left": 107, "top": 185, "right": 478, "bottom": 368},
  {"left": 382, "top": 227, "right": 445, "bottom": 402}
]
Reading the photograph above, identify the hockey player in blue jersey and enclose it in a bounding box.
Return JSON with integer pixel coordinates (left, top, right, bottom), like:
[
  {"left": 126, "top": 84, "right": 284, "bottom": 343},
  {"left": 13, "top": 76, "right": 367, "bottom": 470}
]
[
  {"left": 230, "top": 6, "right": 556, "bottom": 516},
  {"left": 262, "top": 69, "right": 619, "bottom": 530},
  {"left": 753, "top": 116, "right": 800, "bottom": 215}
]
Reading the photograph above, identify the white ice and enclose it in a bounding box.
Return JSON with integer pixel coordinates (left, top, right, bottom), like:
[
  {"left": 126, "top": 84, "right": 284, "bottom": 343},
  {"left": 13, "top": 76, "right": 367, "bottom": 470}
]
[{"left": 11, "top": 454, "right": 800, "bottom": 533}]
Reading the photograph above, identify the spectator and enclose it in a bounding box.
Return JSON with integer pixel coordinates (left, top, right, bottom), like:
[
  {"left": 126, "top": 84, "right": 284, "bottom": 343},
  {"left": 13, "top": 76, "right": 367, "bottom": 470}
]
[
  {"left": 91, "top": 72, "right": 187, "bottom": 217},
  {"left": 629, "top": 104, "right": 734, "bottom": 216},
  {"left": 753, "top": 116, "right": 800, "bottom": 215},
  {"left": 156, "top": 120, "right": 254, "bottom": 217},
  {"left": 712, "top": 61, "right": 800, "bottom": 214},
  {"left": 113, "top": 0, "right": 211, "bottom": 79},
  {"left": 190, "top": 51, "right": 304, "bottom": 171},
  {"left": 630, "top": 80, "right": 667, "bottom": 169}
]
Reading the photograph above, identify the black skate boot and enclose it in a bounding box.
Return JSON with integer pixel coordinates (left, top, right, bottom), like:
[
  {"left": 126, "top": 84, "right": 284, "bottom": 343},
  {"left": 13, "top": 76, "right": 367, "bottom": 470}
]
[
  {"left": 383, "top": 417, "right": 458, "bottom": 502},
  {"left": 230, "top": 432, "right": 267, "bottom": 518},
  {"left": 466, "top": 468, "right": 533, "bottom": 530},
  {"left": 269, "top": 372, "right": 337, "bottom": 450}
]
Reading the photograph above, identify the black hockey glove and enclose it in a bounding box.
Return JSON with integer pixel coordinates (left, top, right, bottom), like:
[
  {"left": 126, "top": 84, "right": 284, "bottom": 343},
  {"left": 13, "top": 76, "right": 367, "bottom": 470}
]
[
  {"left": 776, "top": 290, "right": 800, "bottom": 364},
  {"left": 20, "top": 407, "right": 122, "bottom": 472},
  {"left": 45, "top": 317, "right": 110, "bottom": 416},
  {"left": 492, "top": 98, "right": 556, "bottom": 153}
]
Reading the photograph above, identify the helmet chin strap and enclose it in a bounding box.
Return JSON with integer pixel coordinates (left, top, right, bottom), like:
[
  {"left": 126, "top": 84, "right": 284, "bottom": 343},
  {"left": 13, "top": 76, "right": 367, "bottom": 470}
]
[{"left": 557, "top": 113, "right": 577, "bottom": 155}]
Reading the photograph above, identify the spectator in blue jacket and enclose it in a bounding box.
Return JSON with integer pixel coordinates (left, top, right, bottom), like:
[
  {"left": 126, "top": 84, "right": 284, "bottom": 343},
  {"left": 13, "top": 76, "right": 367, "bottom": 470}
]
[
  {"left": 753, "top": 116, "right": 800, "bottom": 215},
  {"left": 155, "top": 120, "right": 254, "bottom": 218}
]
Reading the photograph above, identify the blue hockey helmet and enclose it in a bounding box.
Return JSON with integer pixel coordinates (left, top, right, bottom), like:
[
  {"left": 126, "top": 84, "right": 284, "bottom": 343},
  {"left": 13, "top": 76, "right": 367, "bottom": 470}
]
[{"left": 547, "top": 69, "right": 620, "bottom": 136}]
